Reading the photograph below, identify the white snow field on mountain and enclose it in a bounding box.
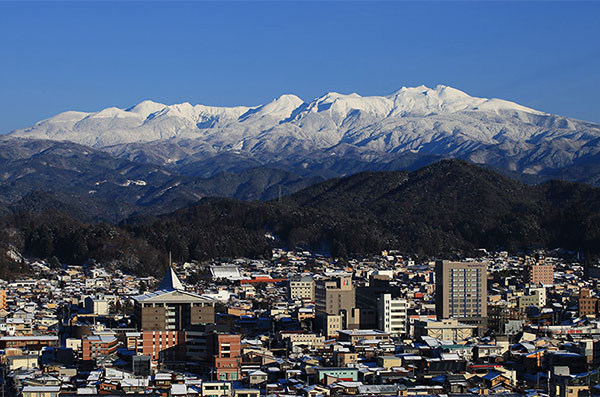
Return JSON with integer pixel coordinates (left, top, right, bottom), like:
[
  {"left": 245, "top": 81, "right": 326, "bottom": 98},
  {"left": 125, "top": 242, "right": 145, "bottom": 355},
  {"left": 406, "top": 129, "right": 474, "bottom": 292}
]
[{"left": 10, "top": 85, "right": 600, "bottom": 175}]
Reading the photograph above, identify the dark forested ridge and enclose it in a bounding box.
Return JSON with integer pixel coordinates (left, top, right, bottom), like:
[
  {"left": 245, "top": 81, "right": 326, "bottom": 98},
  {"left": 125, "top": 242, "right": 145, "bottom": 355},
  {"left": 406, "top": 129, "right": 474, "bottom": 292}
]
[{"left": 1, "top": 159, "right": 599, "bottom": 278}]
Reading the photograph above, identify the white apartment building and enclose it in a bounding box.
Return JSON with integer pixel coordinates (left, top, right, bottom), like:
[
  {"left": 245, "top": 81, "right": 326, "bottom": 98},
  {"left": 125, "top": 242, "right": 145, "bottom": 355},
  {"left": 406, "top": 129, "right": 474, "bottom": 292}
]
[{"left": 377, "top": 293, "right": 408, "bottom": 337}]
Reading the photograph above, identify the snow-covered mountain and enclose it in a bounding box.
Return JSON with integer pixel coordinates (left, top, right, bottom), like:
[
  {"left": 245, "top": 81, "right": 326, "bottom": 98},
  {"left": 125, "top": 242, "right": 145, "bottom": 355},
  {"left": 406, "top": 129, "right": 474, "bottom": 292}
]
[{"left": 10, "top": 85, "right": 600, "bottom": 176}]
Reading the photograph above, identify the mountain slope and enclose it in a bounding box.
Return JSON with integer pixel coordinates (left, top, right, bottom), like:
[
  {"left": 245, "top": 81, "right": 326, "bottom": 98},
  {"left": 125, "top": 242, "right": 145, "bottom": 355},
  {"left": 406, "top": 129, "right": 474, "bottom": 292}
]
[
  {"left": 0, "top": 138, "right": 324, "bottom": 222},
  {"left": 10, "top": 85, "right": 600, "bottom": 181},
  {"left": 2, "top": 160, "right": 600, "bottom": 277},
  {"left": 124, "top": 160, "right": 600, "bottom": 261}
]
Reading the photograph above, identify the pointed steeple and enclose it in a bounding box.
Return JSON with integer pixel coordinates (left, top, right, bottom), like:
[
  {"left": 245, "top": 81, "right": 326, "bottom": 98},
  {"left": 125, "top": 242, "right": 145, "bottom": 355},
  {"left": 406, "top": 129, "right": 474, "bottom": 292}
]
[{"left": 157, "top": 267, "right": 184, "bottom": 291}]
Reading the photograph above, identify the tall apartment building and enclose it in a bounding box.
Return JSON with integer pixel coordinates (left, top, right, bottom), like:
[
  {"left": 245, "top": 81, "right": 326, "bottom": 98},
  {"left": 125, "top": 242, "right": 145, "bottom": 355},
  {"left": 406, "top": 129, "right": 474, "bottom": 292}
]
[
  {"left": 528, "top": 264, "right": 554, "bottom": 285},
  {"left": 133, "top": 268, "right": 215, "bottom": 331},
  {"left": 315, "top": 274, "right": 354, "bottom": 313},
  {"left": 377, "top": 293, "right": 408, "bottom": 337},
  {"left": 208, "top": 333, "right": 242, "bottom": 381},
  {"left": 288, "top": 276, "right": 315, "bottom": 301},
  {"left": 356, "top": 275, "right": 402, "bottom": 329},
  {"left": 435, "top": 260, "right": 488, "bottom": 330}
]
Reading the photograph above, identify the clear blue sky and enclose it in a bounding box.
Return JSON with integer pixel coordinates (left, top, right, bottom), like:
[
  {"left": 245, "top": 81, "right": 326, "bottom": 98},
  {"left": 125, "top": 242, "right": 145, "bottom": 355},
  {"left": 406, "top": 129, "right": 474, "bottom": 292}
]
[{"left": 1, "top": 1, "right": 599, "bottom": 132}]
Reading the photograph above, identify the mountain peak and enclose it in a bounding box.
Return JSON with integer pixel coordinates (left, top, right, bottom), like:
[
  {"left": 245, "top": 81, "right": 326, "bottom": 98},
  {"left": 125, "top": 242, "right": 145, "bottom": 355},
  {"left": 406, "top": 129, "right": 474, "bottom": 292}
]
[
  {"left": 239, "top": 94, "right": 304, "bottom": 121},
  {"left": 126, "top": 100, "right": 166, "bottom": 119}
]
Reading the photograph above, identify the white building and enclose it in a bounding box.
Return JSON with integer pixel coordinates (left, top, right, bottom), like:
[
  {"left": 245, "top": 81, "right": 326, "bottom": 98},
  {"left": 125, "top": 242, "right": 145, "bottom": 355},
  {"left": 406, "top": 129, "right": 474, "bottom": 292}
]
[{"left": 377, "top": 293, "right": 408, "bottom": 337}]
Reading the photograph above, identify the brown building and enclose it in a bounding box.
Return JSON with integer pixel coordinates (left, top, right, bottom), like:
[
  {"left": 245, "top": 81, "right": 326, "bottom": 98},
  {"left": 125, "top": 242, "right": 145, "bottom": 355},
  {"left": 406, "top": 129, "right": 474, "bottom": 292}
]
[
  {"left": 528, "top": 264, "right": 554, "bottom": 285},
  {"left": 208, "top": 333, "right": 241, "bottom": 381},
  {"left": 133, "top": 268, "right": 215, "bottom": 331},
  {"left": 81, "top": 335, "right": 118, "bottom": 361},
  {"left": 435, "top": 260, "right": 488, "bottom": 330},
  {"left": 140, "top": 330, "right": 187, "bottom": 362},
  {"left": 579, "top": 289, "right": 599, "bottom": 317}
]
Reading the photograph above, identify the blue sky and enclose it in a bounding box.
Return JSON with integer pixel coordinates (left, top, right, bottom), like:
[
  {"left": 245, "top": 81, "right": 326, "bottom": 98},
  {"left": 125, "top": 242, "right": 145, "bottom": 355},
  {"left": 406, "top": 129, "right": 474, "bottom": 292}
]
[{"left": 1, "top": 1, "right": 599, "bottom": 132}]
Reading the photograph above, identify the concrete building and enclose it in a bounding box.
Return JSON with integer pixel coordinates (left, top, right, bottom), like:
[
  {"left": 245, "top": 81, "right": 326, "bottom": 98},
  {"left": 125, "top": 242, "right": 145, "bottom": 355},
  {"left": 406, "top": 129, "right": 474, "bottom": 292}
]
[
  {"left": 133, "top": 268, "right": 215, "bottom": 331},
  {"left": 356, "top": 275, "right": 402, "bottom": 329},
  {"left": 81, "top": 335, "right": 118, "bottom": 361},
  {"left": 518, "top": 287, "right": 547, "bottom": 310},
  {"left": 377, "top": 293, "right": 408, "bottom": 337},
  {"left": 579, "top": 289, "right": 599, "bottom": 317},
  {"left": 528, "top": 264, "right": 554, "bottom": 285},
  {"left": 315, "top": 275, "right": 354, "bottom": 315},
  {"left": 0, "top": 335, "right": 59, "bottom": 350},
  {"left": 84, "top": 295, "right": 109, "bottom": 316},
  {"left": 280, "top": 332, "right": 325, "bottom": 348},
  {"left": 139, "top": 330, "right": 186, "bottom": 362},
  {"left": 318, "top": 314, "right": 343, "bottom": 338},
  {"left": 288, "top": 276, "right": 315, "bottom": 301},
  {"left": 413, "top": 318, "right": 476, "bottom": 341},
  {"left": 337, "top": 329, "right": 390, "bottom": 346},
  {"left": 209, "top": 333, "right": 241, "bottom": 381},
  {"left": 435, "top": 260, "right": 487, "bottom": 330},
  {"left": 315, "top": 274, "right": 356, "bottom": 331}
]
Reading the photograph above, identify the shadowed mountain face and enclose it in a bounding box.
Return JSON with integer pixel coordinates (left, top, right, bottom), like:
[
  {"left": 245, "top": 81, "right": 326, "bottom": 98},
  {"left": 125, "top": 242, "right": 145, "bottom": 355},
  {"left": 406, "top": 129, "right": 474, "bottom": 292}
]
[
  {"left": 2, "top": 159, "right": 598, "bottom": 279},
  {"left": 9, "top": 85, "right": 600, "bottom": 185},
  {"left": 0, "top": 138, "right": 324, "bottom": 222}
]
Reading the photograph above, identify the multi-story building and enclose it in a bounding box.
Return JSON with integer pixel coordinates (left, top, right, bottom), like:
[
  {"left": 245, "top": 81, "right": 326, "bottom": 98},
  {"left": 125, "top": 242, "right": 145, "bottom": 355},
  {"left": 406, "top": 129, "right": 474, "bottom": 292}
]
[
  {"left": 337, "top": 329, "right": 390, "bottom": 346},
  {"left": 81, "top": 335, "right": 118, "bottom": 361},
  {"left": 579, "top": 288, "right": 599, "bottom": 317},
  {"left": 279, "top": 331, "right": 325, "bottom": 348},
  {"left": 315, "top": 275, "right": 354, "bottom": 315},
  {"left": 318, "top": 314, "right": 343, "bottom": 338},
  {"left": 377, "top": 293, "right": 408, "bottom": 337},
  {"left": 356, "top": 275, "right": 402, "bottom": 329},
  {"left": 138, "top": 330, "right": 187, "bottom": 362},
  {"left": 435, "top": 260, "right": 488, "bottom": 331},
  {"left": 208, "top": 333, "right": 241, "bottom": 381},
  {"left": 528, "top": 264, "right": 554, "bottom": 285},
  {"left": 288, "top": 276, "right": 315, "bottom": 301},
  {"left": 518, "top": 287, "right": 547, "bottom": 310},
  {"left": 0, "top": 335, "right": 59, "bottom": 350},
  {"left": 133, "top": 268, "right": 215, "bottom": 331},
  {"left": 413, "top": 318, "right": 476, "bottom": 341},
  {"left": 315, "top": 274, "right": 356, "bottom": 331}
]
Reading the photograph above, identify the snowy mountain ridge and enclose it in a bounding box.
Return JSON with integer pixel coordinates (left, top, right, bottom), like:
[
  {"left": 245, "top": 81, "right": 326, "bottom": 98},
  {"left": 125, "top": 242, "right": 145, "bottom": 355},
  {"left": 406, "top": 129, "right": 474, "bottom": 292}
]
[{"left": 9, "top": 85, "right": 600, "bottom": 176}]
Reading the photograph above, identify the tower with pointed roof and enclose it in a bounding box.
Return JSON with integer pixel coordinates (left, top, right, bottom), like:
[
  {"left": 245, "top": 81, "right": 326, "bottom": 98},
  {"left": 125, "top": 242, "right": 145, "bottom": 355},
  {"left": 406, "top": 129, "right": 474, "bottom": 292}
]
[{"left": 133, "top": 268, "right": 215, "bottom": 331}]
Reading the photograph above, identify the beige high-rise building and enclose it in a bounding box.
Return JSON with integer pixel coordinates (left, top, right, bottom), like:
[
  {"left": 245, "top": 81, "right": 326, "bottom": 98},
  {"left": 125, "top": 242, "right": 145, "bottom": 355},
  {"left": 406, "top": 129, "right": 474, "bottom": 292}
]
[
  {"left": 315, "top": 275, "right": 354, "bottom": 316},
  {"left": 435, "top": 260, "right": 487, "bottom": 330},
  {"left": 315, "top": 274, "right": 356, "bottom": 332}
]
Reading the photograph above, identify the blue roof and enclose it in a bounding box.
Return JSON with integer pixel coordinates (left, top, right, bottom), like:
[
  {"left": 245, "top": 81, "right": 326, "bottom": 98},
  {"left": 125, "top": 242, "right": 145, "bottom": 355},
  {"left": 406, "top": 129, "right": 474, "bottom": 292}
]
[{"left": 431, "top": 375, "right": 447, "bottom": 383}]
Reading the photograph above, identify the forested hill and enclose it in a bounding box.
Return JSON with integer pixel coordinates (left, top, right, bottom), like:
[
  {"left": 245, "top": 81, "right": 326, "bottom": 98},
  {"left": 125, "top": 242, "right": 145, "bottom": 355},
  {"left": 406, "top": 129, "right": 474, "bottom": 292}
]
[{"left": 1, "top": 159, "right": 600, "bottom": 278}]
